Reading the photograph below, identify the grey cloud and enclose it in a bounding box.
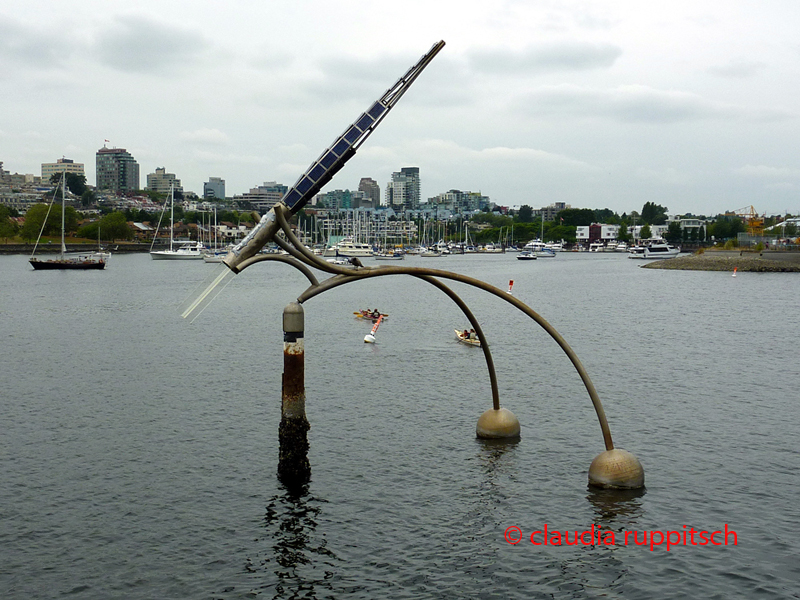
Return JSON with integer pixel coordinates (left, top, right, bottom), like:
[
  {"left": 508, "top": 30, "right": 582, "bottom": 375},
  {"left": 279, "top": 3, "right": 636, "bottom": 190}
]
[
  {"left": 521, "top": 84, "right": 792, "bottom": 123},
  {"left": 706, "top": 60, "right": 766, "bottom": 78},
  {"left": 93, "top": 15, "right": 211, "bottom": 74},
  {"left": 300, "top": 53, "right": 469, "bottom": 109},
  {"left": 0, "top": 16, "right": 76, "bottom": 69},
  {"left": 467, "top": 42, "right": 622, "bottom": 75}
]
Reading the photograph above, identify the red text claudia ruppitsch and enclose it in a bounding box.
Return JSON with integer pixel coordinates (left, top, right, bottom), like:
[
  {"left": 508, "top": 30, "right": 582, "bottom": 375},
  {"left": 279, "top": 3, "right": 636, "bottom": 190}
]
[{"left": 504, "top": 524, "right": 738, "bottom": 551}]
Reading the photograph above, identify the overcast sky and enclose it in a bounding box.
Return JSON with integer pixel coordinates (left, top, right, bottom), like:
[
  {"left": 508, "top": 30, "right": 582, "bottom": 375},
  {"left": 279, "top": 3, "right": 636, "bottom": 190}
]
[{"left": 2, "top": 0, "right": 799, "bottom": 216}]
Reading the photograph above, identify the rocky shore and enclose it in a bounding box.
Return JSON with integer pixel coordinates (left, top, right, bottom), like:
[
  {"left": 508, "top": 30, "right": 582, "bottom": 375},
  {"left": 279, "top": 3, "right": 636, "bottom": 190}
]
[{"left": 642, "top": 251, "right": 800, "bottom": 272}]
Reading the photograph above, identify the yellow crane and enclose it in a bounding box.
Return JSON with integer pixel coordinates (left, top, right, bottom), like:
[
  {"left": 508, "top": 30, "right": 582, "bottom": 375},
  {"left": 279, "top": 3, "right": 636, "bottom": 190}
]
[{"left": 732, "top": 206, "right": 764, "bottom": 236}]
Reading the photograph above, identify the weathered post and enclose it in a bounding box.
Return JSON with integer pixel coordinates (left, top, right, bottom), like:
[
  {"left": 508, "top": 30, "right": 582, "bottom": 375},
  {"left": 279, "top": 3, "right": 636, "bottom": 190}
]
[{"left": 278, "top": 302, "right": 310, "bottom": 485}]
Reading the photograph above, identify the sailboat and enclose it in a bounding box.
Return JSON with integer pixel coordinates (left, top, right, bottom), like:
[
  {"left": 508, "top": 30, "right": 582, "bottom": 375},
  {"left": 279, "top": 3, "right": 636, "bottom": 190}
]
[
  {"left": 150, "top": 184, "right": 204, "bottom": 260},
  {"left": 202, "top": 206, "right": 230, "bottom": 262},
  {"left": 534, "top": 217, "right": 556, "bottom": 258},
  {"left": 29, "top": 174, "right": 108, "bottom": 270}
]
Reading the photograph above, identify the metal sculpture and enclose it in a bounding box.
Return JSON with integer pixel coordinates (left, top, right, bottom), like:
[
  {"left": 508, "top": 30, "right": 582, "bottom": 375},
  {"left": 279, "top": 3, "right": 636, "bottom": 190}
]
[{"left": 181, "top": 40, "right": 644, "bottom": 489}]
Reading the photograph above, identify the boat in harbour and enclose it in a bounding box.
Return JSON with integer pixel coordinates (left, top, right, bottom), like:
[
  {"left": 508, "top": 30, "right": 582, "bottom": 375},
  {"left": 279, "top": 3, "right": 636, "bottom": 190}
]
[
  {"left": 643, "top": 242, "right": 680, "bottom": 259},
  {"left": 355, "top": 309, "right": 388, "bottom": 321},
  {"left": 150, "top": 184, "right": 205, "bottom": 260},
  {"left": 203, "top": 247, "right": 232, "bottom": 263},
  {"left": 455, "top": 329, "right": 480, "bottom": 347},
  {"left": 516, "top": 250, "right": 537, "bottom": 260},
  {"left": 29, "top": 174, "right": 108, "bottom": 270},
  {"left": 628, "top": 245, "right": 647, "bottom": 258},
  {"left": 324, "top": 237, "right": 374, "bottom": 257}
]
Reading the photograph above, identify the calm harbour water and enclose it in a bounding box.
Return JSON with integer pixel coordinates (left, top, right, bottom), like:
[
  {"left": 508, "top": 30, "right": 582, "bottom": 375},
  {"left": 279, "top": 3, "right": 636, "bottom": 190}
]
[{"left": 1, "top": 251, "right": 798, "bottom": 599}]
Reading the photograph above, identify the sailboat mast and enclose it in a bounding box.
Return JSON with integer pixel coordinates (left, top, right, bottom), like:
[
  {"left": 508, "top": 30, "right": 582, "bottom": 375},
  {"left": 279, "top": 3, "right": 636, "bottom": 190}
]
[
  {"left": 169, "top": 184, "right": 174, "bottom": 252},
  {"left": 60, "top": 174, "right": 67, "bottom": 256}
]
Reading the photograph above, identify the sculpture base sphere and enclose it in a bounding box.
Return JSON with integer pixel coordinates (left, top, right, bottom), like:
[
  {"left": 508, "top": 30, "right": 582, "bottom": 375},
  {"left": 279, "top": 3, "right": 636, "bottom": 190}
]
[
  {"left": 588, "top": 449, "right": 645, "bottom": 489},
  {"left": 476, "top": 408, "right": 520, "bottom": 439}
]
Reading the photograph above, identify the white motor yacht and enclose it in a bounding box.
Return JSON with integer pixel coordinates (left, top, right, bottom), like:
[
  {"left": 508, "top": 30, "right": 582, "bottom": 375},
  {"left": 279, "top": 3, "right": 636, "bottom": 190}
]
[{"left": 644, "top": 242, "right": 680, "bottom": 259}]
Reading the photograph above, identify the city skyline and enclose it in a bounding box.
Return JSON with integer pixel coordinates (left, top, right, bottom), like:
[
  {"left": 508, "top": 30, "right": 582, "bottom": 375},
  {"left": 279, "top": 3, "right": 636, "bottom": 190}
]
[{"left": 2, "top": 1, "right": 799, "bottom": 217}]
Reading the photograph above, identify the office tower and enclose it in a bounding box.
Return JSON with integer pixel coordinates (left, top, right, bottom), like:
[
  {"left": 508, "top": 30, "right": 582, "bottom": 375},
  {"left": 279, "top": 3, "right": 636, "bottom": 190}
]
[{"left": 96, "top": 146, "right": 140, "bottom": 192}]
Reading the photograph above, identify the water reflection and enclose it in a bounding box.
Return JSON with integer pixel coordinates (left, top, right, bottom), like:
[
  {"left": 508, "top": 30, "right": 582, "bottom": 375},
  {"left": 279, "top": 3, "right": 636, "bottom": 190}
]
[
  {"left": 254, "top": 483, "right": 337, "bottom": 600},
  {"left": 585, "top": 486, "right": 646, "bottom": 529},
  {"left": 474, "top": 437, "right": 520, "bottom": 492}
]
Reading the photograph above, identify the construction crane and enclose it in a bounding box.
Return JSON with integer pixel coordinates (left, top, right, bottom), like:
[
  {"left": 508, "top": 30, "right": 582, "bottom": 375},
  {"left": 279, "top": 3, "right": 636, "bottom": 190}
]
[{"left": 732, "top": 206, "right": 764, "bottom": 236}]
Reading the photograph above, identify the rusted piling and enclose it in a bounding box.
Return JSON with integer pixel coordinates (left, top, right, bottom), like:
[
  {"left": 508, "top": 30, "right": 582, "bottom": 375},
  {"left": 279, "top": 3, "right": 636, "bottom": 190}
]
[{"left": 278, "top": 302, "right": 310, "bottom": 485}]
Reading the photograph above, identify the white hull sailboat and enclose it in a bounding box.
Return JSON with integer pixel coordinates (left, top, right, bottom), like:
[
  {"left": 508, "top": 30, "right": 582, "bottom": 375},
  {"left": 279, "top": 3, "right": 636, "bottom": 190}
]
[{"left": 150, "top": 184, "right": 205, "bottom": 260}]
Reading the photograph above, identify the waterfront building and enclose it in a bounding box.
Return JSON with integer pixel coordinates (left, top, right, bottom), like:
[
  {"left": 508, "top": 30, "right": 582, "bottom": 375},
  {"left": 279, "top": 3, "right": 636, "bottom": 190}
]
[
  {"left": 41, "top": 158, "right": 85, "bottom": 183},
  {"left": 385, "top": 167, "right": 420, "bottom": 210},
  {"left": 146, "top": 167, "right": 183, "bottom": 195},
  {"left": 96, "top": 146, "right": 140, "bottom": 192},
  {"left": 0, "top": 189, "right": 41, "bottom": 213},
  {"left": 0, "top": 162, "right": 40, "bottom": 188},
  {"left": 235, "top": 181, "right": 287, "bottom": 213},
  {"left": 576, "top": 224, "right": 620, "bottom": 244},
  {"left": 579, "top": 223, "right": 669, "bottom": 243},
  {"left": 668, "top": 216, "right": 705, "bottom": 238},
  {"left": 428, "top": 189, "right": 490, "bottom": 214},
  {"left": 358, "top": 177, "right": 380, "bottom": 206},
  {"left": 204, "top": 177, "right": 225, "bottom": 200},
  {"left": 535, "top": 202, "right": 569, "bottom": 222}
]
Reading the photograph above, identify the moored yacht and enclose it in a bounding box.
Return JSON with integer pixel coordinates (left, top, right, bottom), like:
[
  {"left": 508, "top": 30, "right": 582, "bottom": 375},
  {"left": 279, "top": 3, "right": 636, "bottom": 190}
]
[
  {"left": 644, "top": 242, "right": 680, "bottom": 259},
  {"left": 324, "top": 237, "right": 374, "bottom": 257}
]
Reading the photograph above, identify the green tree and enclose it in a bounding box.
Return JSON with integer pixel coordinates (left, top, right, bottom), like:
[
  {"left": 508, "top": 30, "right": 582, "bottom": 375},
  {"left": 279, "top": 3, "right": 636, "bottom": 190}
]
[
  {"left": 664, "top": 222, "right": 682, "bottom": 243},
  {"left": 0, "top": 206, "right": 19, "bottom": 242},
  {"left": 50, "top": 172, "right": 87, "bottom": 196},
  {"left": 20, "top": 203, "right": 80, "bottom": 242},
  {"left": 516, "top": 205, "right": 533, "bottom": 223},
  {"left": 709, "top": 216, "right": 745, "bottom": 240},
  {"left": 547, "top": 224, "right": 577, "bottom": 243},
  {"left": 618, "top": 222, "right": 631, "bottom": 241},
  {"left": 640, "top": 224, "right": 652, "bottom": 240},
  {"left": 81, "top": 188, "right": 96, "bottom": 207},
  {"left": 103, "top": 212, "right": 132, "bottom": 241},
  {"left": 641, "top": 201, "right": 669, "bottom": 225},
  {"left": 557, "top": 208, "right": 595, "bottom": 226},
  {"left": 595, "top": 208, "right": 618, "bottom": 223}
]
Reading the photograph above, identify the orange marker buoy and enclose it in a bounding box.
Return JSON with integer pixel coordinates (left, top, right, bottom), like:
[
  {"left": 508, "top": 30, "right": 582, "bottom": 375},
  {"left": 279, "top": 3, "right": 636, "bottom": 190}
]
[
  {"left": 364, "top": 314, "right": 383, "bottom": 343},
  {"left": 507, "top": 279, "right": 514, "bottom": 294},
  {"left": 732, "top": 267, "right": 737, "bottom": 277}
]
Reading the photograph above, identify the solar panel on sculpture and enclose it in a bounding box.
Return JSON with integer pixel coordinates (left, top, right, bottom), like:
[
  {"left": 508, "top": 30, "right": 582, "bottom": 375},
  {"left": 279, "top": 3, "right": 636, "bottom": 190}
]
[{"left": 280, "top": 40, "right": 445, "bottom": 214}]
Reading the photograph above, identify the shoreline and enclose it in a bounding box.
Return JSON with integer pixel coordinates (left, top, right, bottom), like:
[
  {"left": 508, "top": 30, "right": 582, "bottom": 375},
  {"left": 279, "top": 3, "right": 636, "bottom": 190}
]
[{"left": 642, "top": 251, "right": 800, "bottom": 272}]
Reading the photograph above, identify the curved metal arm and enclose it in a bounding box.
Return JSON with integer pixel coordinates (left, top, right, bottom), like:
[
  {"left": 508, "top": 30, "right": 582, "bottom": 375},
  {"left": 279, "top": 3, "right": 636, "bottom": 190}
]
[
  {"left": 236, "top": 253, "right": 320, "bottom": 287},
  {"left": 249, "top": 205, "right": 615, "bottom": 451},
  {"left": 414, "top": 274, "right": 500, "bottom": 411},
  {"left": 297, "top": 268, "right": 614, "bottom": 451}
]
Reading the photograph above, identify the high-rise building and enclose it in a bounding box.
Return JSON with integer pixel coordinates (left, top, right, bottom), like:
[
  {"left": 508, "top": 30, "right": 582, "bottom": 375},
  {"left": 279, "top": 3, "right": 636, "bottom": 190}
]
[
  {"left": 385, "top": 167, "right": 420, "bottom": 210},
  {"left": 96, "top": 147, "right": 140, "bottom": 192},
  {"left": 146, "top": 167, "right": 183, "bottom": 194},
  {"left": 358, "top": 177, "right": 380, "bottom": 206},
  {"left": 204, "top": 177, "right": 225, "bottom": 199},
  {"left": 429, "top": 189, "right": 490, "bottom": 213},
  {"left": 41, "top": 158, "right": 85, "bottom": 183}
]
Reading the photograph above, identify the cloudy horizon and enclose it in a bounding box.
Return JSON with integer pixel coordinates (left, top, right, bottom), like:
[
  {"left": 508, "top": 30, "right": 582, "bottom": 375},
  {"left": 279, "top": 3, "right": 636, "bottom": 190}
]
[{"left": 2, "top": 0, "right": 799, "bottom": 216}]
